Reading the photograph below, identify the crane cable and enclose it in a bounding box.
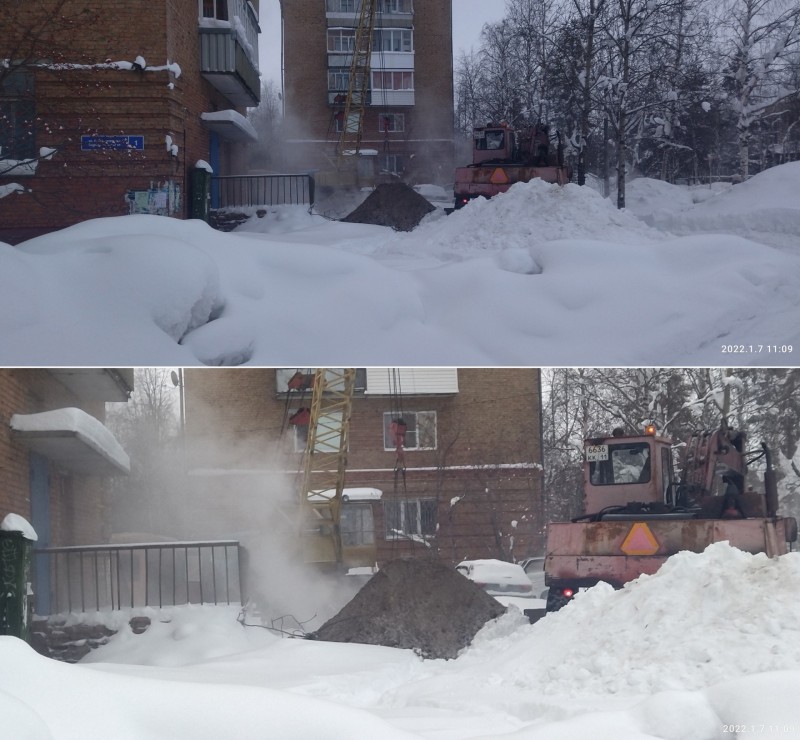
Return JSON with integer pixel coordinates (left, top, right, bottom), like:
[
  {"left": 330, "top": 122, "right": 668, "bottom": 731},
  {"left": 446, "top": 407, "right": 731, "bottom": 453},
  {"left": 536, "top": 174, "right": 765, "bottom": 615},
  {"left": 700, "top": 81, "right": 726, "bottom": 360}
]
[{"left": 388, "top": 368, "right": 413, "bottom": 557}]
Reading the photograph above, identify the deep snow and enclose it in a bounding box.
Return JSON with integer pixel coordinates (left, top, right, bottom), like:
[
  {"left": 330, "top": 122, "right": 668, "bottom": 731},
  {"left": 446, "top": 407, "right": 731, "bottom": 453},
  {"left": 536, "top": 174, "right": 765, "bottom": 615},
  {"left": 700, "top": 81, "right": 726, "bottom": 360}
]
[
  {"left": 3, "top": 543, "right": 800, "bottom": 739},
  {"left": 3, "top": 164, "right": 800, "bottom": 365}
]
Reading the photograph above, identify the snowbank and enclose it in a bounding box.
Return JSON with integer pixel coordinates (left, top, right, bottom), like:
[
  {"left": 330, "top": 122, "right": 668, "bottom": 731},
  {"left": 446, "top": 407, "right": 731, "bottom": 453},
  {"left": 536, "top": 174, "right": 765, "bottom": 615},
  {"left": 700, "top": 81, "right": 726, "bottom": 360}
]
[
  {"left": 2, "top": 164, "right": 800, "bottom": 365},
  {"left": 643, "top": 163, "right": 800, "bottom": 251}
]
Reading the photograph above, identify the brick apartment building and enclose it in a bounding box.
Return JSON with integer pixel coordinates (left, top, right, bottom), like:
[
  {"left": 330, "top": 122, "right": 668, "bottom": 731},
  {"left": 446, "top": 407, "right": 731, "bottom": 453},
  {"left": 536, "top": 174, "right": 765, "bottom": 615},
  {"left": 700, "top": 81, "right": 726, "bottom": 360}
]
[
  {"left": 0, "top": 369, "right": 132, "bottom": 612},
  {"left": 182, "top": 368, "right": 545, "bottom": 567},
  {"left": 0, "top": 0, "right": 262, "bottom": 244},
  {"left": 279, "top": 0, "right": 455, "bottom": 183}
]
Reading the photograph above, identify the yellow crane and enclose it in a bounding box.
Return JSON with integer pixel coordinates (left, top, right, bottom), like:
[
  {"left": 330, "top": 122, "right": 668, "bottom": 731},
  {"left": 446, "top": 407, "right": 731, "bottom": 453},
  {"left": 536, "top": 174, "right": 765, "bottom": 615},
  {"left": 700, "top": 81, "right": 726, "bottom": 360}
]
[
  {"left": 295, "top": 369, "right": 356, "bottom": 566},
  {"left": 335, "top": 0, "right": 378, "bottom": 178}
]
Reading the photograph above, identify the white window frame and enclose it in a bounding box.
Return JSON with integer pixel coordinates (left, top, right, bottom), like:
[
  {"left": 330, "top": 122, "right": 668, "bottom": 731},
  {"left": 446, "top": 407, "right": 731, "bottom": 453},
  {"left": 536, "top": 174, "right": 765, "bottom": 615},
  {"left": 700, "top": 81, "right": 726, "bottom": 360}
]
[
  {"left": 328, "top": 0, "right": 358, "bottom": 11},
  {"left": 383, "top": 411, "right": 436, "bottom": 451},
  {"left": 371, "top": 70, "right": 414, "bottom": 91},
  {"left": 373, "top": 28, "right": 413, "bottom": 53},
  {"left": 381, "top": 153, "right": 405, "bottom": 175},
  {"left": 200, "top": 0, "right": 228, "bottom": 20},
  {"left": 328, "top": 29, "right": 356, "bottom": 52},
  {"left": 328, "top": 69, "right": 351, "bottom": 92},
  {"left": 380, "top": 0, "right": 413, "bottom": 13},
  {"left": 378, "top": 113, "right": 405, "bottom": 133},
  {"left": 384, "top": 498, "right": 436, "bottom": 539},
  {"left": 341, "top": 504, "right": 375, "bottom": 546}
]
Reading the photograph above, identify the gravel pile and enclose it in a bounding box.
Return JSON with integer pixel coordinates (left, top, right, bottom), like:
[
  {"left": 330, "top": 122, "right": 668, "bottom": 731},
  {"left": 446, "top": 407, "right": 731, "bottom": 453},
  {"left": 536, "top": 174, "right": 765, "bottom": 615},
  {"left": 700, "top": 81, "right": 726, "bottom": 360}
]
[
  {"left": 341, "top": 183, "right": 435, "bottom": 231},
  {"left": 309, "top": 557, "right": 505, "bottom": 659}
]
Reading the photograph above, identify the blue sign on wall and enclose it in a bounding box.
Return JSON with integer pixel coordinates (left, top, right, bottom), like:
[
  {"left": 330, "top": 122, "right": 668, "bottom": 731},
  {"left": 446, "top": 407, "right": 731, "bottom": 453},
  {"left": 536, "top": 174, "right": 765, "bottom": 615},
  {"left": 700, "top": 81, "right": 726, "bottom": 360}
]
[{"left": 81, "top": 135, "right": 144, "bottom": 151}]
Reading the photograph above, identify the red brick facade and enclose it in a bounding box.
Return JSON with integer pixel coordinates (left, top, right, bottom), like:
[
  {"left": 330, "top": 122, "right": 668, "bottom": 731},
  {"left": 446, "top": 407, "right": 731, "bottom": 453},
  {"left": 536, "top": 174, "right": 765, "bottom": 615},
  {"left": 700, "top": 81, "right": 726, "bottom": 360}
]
[
  {"left": 0, "top": 0, "right": 261, "bottom": 243},
  {"left": 280, "top": 0, "right": 455, "bottom": 183},
  {"left": 183, "top": 368, "right": 545, "bottom": 565}
]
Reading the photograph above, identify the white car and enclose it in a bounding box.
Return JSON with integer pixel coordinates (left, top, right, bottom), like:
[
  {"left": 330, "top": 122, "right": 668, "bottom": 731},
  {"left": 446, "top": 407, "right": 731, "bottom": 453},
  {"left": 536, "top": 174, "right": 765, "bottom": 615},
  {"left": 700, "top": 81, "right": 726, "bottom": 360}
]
[
  {"left": 518, "top": 556, "right": 549, "bottom": 599},
  {"left": 456, "top": 559, "right": 545, "bottom": 613}
]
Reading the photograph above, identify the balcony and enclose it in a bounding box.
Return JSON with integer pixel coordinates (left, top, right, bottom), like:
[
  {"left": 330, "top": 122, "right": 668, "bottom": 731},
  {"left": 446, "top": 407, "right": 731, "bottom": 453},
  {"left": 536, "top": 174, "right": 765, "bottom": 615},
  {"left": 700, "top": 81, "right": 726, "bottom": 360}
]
[
  {"left": 326, "top": 0, "right": 414, "bottom": 23},
  {"left": 199, "top": 0, "right": 261, "bottom": 108},
  {"left": 328, "top": 51, "right": 414, "bottom": 70}
]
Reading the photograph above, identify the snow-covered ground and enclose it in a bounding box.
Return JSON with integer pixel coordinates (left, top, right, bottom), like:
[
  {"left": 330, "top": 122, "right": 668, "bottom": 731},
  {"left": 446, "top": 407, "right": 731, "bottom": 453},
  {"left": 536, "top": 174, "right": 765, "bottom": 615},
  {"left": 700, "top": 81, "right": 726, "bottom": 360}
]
[
  {"left": 3, "top": 163, "right": 800, "bottom": 366},
  {"left": 4, "top": 543, "right": 800, "bottom": 739}
]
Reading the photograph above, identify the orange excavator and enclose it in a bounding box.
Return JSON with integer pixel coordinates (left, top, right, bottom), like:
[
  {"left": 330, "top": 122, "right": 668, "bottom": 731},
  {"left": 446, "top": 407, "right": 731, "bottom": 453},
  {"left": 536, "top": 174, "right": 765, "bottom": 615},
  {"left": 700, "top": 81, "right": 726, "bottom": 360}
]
[
  {"left": 544, "top": 422, "right": 798, "bottom": 611},
  {"left": 454, "top": 122, "right": 572, "bottom": 209}
]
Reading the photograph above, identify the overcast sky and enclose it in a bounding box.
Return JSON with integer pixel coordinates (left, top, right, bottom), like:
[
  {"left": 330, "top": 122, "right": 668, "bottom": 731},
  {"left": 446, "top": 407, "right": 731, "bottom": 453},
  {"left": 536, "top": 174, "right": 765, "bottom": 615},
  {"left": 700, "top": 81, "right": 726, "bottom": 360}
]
[{"left": 256, "top": 0, "right": 508, "bottom": 87}]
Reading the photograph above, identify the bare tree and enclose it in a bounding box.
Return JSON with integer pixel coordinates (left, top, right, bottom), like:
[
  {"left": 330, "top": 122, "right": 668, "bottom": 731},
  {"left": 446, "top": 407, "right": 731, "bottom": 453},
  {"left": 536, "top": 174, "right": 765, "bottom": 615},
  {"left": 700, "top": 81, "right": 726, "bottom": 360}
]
[
  {"left": 105, "top": 369, "right": 182, "bottom": 538},
  {"left": 246, "top": 80, "right": 284, "bottom": 172},
  {"left": 718, "top": 0, "right": 800, "bottom": 178},
  {"left": 0, "top": 1, "right": 102, "bottom": 179}
]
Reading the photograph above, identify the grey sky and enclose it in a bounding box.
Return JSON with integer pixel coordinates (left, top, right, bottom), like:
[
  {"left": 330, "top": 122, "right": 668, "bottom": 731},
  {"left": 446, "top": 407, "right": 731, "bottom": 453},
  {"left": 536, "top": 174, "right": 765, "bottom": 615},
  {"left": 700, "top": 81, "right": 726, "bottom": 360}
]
[{"left": 256, "top": 0, "right": 508, "bottom": 87}]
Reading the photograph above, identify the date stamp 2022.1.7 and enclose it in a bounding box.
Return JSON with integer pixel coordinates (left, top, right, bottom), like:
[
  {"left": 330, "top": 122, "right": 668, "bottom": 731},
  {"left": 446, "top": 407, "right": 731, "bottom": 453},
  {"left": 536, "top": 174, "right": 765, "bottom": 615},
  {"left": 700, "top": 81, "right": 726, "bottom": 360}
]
[
  {"left": 721, "top": 345, "right": 793, "bottom": 356},
  {"left": 722, "top": 725, "right": 797, "bottom": 735}
]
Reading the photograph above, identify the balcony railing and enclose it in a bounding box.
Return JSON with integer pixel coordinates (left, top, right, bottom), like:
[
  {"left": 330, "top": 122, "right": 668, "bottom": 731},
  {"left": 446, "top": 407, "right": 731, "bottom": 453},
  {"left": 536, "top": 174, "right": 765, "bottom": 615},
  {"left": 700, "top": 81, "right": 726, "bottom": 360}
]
[
  {"left": 32, "top": 540, "right": 243, "bottom": 615},
  {"left": 211, "top": 174, "right": 316, "bottom": 209}
]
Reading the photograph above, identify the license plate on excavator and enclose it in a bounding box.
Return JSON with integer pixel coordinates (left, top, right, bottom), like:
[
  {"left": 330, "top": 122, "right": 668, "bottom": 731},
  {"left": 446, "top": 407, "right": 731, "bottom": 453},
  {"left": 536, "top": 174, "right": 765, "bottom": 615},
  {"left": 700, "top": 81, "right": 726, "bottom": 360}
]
[{"left": 586, "top": 444, "right": 609, "bottom": 461}]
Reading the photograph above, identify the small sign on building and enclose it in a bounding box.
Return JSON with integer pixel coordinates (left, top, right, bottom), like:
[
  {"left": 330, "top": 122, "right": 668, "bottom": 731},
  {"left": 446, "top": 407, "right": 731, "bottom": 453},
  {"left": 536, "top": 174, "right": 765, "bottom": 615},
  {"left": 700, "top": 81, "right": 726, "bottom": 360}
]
[{"left": 81, "top": 135, "right": 145, "bottom": 152}]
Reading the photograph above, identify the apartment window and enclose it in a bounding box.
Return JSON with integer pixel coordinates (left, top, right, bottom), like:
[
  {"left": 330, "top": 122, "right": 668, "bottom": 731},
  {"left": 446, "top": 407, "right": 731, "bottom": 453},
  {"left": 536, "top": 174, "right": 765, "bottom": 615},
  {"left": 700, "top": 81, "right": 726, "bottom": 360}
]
[
  {"left": 328, "top": 29, "right": 356, "bottom": 52},
  {"left": 380, "top": 0, "right": 413, "bottom": 13},
  {"left": 292, "top": 423, "right": 308, "bottom": 453},
  {"left": 373, "top": 29, "right": 413, "bottom": 53},
  {"left": 381, "top": 154, "right": 405, "bottom": 175},
  {"left": 0, "top": 71, "right": 35, "bottom": 164},
  {"left": 378, "top": 113, "right": 404, "bottom": 133},
  {"left": 372, "top": 70, "right": 413, "bottom": 91},
  {"left": 201, "top": 0, "right": 228, "bottom": 20},
  {"left": 383, "top": 411, "right": 436, "bottom": 450},
  {"left": 341, "top": 505, "right": 375, "bottom": 546},
  {"left": 327, "top": 0, "right": 358, "bottom": 11},
  {"left": 385, "top": 499, "right": 437, "bottom": 539},
  {"left": 328, "top": 68, "right": 351, "bottom": 91}
]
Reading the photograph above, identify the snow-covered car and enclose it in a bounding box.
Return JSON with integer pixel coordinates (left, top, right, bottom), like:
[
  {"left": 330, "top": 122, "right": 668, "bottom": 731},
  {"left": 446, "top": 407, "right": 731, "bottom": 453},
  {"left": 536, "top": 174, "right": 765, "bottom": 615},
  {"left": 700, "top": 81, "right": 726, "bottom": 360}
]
[
  {"left": 518, "top": 556, "right": 549, "bottom": 599},
  {"left": 456, "top": 559, "right": 545, "bottom": 614}
]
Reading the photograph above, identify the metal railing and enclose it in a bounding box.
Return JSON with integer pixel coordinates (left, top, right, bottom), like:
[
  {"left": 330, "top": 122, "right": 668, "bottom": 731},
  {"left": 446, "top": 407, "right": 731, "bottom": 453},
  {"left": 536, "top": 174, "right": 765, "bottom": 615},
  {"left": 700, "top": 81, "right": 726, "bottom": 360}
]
[
  {"left": 211, "top": 174, "right": 315, "bottom": 209},
  {"left": 32, "top": 540, "right": 242, "bottom": 615}
]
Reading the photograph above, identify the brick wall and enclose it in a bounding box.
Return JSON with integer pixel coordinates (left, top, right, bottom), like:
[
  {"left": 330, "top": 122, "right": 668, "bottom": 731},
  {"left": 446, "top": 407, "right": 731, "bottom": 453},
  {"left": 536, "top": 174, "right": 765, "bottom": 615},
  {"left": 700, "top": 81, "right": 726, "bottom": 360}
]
[
  {"left": 0, "top": 0, "right": 254, "bottom": 243},
  {"left": 0, "top": 370, "right": 113, "bottom": 546},
  {"left": 183, "top": 368, "right": 545, "bottom": 563}
]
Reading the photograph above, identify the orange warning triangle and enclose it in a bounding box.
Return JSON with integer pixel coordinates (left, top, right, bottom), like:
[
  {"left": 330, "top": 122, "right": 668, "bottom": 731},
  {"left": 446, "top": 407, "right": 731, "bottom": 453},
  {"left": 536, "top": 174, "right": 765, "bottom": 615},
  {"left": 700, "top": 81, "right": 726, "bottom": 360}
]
[
  {"left": 489, "top": 167, "right": 510, "bottom": 185},
  {"left": 620, "top": 522, "right": 659, "bottom": 556}
]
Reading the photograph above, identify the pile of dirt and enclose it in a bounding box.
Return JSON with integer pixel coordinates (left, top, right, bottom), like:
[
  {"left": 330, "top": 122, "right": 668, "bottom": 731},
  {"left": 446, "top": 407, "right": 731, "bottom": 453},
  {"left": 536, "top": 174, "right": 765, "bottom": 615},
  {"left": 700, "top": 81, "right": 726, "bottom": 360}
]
[
  {"left": 308, "top": 557, "right": 506, "bottom": 659},
  {"left": 341, "top": 182, "right": 435, "bottom": 231}
]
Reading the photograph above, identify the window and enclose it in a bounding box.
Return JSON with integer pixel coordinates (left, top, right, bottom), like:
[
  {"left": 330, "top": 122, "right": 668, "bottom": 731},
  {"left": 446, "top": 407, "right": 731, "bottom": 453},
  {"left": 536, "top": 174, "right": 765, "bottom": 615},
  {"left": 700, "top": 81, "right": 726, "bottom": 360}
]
[
  {"left": 378, "top": 113, "right": 404, "bottom": 133},
  {"left": 381, "top": 153, "right": 405, "bottom": 175},
  {"left": 475, "top": 130, "right": 505, "bottom": 151},
  {"left": 327, "top": 0, "right": 412, "bottom": 12},
  {"left": 292, "top": 423, "right": 308, "bottom": 453},
  {"left": 383, "top": 411, "right": 436, "bottom": 450},
  {"left": 329, "top": 68, "right": 368, "bottom": 92},
  {"left": 380, "top": 0, "right": 413, "bottom": 12},
  {"left": 0, "top": 71, "right": 36, "bottom": 166},
  {"left": 589, "top": 442, "right": 652, "bottom": 486},
  {"left": 661, "top": 447, "right": 674, "bottom": 502},
  {"left": 373, "top": 29, "right": 413, "bottom": 53},
  {"left": 201, "top": 0, "right": 228, "bottom": 20},
  {"left": 328, "top": 29, "right": 356, "bottom": 52},
  {"left": 327, "top": 0, "right": 358, "bottom": 11},
  {"left": 341, "top": 504, "right": 375, "bottom": 546},
  {"left": 372, "top": 70, "right": 413, "bottom": 91},
  {"left": 385, "top": 499, "right": 436, "bottom": 538}
]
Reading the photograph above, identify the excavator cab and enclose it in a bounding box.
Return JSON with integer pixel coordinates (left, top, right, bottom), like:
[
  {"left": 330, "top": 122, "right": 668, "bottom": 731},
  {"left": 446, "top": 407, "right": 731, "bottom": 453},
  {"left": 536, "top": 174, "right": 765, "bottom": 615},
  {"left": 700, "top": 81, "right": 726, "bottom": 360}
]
[{"left": 582, "top": 427, "right": 676, "bottom": 518}]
